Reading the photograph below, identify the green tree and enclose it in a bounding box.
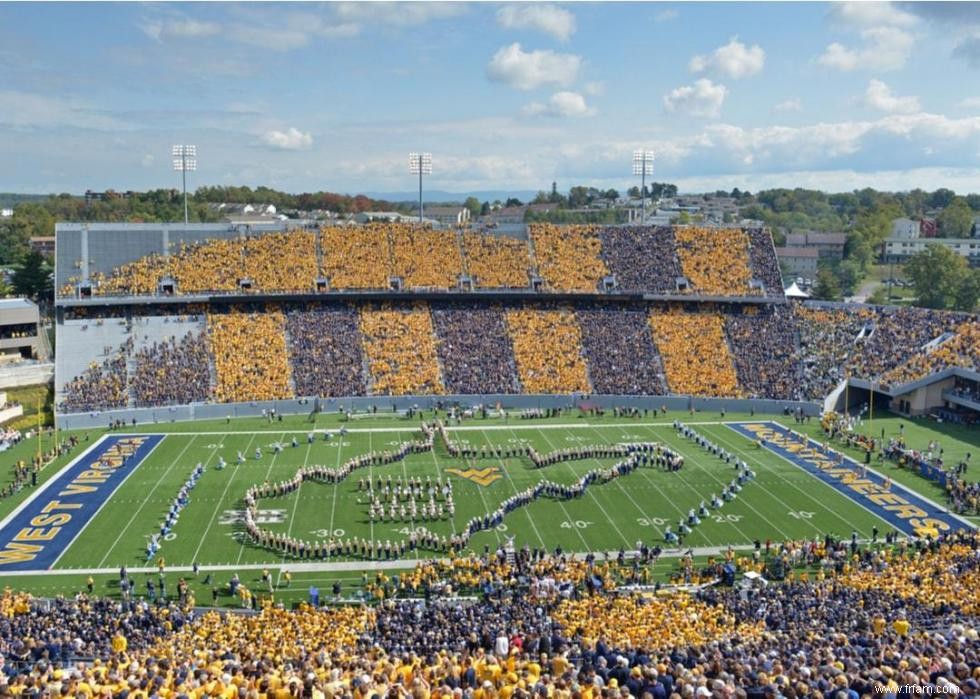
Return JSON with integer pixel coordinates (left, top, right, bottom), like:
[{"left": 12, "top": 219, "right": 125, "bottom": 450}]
[
  {"left": 463, "top": 197, "right": 481, "bottom": 219},
  {"left": 929, "top": 188, "right": 956, "bottom": 209},
  {"left": 867, "top": 287, "right": 890, "bottom": 305},
  {"left": 811, "top": 268, "right": 842, "bottom": 301},
  {"left": 12, "top": 250, "right": 53, "bottom": 303},
  {"left": 676, "top": 212, "right": 691, "bottom": 225},
  {"left": 604, "top": 189, "right": 619, "bottom": 201},
  {"left": 938, "top": 197, "right": 974, "bottom": 237},
  {"left": 568, "top": 186, "right": 591, "bottom": 208},
  {"left": 904, "top": 243, "right": 968, "bottom": 309},
  {"left": 835, "top": 259, "right": 864, "bottom": 296},
  {"left": 953, "top": 268, "right": 980, "bottom": 312}
]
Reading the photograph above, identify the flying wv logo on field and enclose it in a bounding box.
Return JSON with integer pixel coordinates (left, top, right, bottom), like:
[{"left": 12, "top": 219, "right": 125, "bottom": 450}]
[
  {"left": 445, "top": 466, "right": 503, "bottom": 487},
  {"left": 0, "top": 434, "right": 163, "bottom": 571}
]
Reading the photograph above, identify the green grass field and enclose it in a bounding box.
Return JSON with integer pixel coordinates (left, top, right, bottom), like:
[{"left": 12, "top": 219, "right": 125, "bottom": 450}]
[{"left": 0, "top": 409, "right": 975, "bottom": 606}]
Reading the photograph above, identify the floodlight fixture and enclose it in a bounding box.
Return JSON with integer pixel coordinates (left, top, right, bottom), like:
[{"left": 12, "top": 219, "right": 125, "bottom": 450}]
[
  {"left": 173, "top": 144, "right": 198, "bottom": 224},
  {"left": 632, "top": 149, "right": 655, "bottom": 224},
  {"left": 409, "top": 152, "right": 432, "bottom": 222}
]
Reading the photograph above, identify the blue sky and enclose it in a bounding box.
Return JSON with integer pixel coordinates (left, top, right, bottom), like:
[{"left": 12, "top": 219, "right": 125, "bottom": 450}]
[{"left": 1, "top": 1, "right": 980, "bottom": 196}]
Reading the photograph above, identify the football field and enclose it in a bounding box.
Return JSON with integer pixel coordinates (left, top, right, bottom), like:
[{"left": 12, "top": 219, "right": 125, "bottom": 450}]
[{"left": 4, "top": 410, "right": 971, "bottom": 586}]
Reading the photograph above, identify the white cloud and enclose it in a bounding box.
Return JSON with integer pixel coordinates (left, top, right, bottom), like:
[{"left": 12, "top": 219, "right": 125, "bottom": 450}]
[
  {"left": 523, "top": 91, "right": 595, "bottom": 118},
  {"left": 141, "top": 154, "right": 155, "bottom": 167},
  {"left": 828, "top": 2, "right": 918, "bottom": 29},
  {"left": 819, "top": 26, "right": 915, "bottom": 71},
  {"left": 960, "top": 96, "right": 980, "bottom": 109},
  {"left": 333, "top": 2, "right": 465, "bottom": 26},
  {"left": 774, "top": 98, "right": 803, "bottom": 113},
  {"left": 584, "top": 81, "right": 605, "bottom": 96},
  {"left": 864, "top": 79, "right": 920, "bottom": 113},
  {"left": 0, "top": 90, "right": 128, "bottom": 131},
  {"left": 689, "top": 38, "right": 765, "bottom": 79},
  {"left": 655, "top": 9, "right": 678, "bottom": 22},
  {"left": 486, "top": 43, "right": 582, "bottom": 91},
  {"left": 260, "top": 127, "right": 313, "bottom": 150},
  {"left": 140, "top": 17, "right": 221, "bottom": 42},
  {"left": 663, "top": 79, "right": 727, "bottom": 118},
  {"left": 496, "top": 5, "right": 576, "bottom": 41}
]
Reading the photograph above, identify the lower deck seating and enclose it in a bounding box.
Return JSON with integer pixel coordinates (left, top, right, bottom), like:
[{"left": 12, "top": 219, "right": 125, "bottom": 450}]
[
  {"left": 649, "top": 308, "right": 741, "bottom": 397},
  {"left": 360, "top": 303, "right": 445, "bottom": 395},
  {"left": 208, "top": 307, "right": 293, "bottom": 402},
  {"left": 506, "top": 307, "right": 591, "bottom": 394}
]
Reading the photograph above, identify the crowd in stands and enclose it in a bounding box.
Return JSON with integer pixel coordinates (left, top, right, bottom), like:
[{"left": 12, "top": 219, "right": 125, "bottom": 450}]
[
  {"left": 286, "top": 306, "right": 367, "bottom": 397},
  {"left": 55, "top": 295, "right": 978, "bottom": 412},
  {"left": 360, "top": 304, "right": 445, "bottom": 395},
  {"left": 576, "top": 306, "right": 667, "bottom": 395},
  {"left": 431, "top": 305, "right": 520, "bottom": 394},
  {"left": 391, "top": 227, "right": 464, "bottom": 289},
  {"left": 674, "top": 227, "right": 754, "bottom": 295},
  {"left": 131, "top": 331, "right": 211, "bottom": 407},
  {"left": 649, "top": 309, "right": 741, "bottom": 397},
  {"left": 82, "top": 232, "right": 320, "bottom": 297},
  {"left": 208, "top": 308, "right": 293, "bottom": 403},
  {"left": 745, "top": 227, "right": 783, "bottom": 293},
  {"left": 462, "top": 232, "right": 531, "bottom": 288},
  {"left": 597, "top": 227, "right": 679, "bottom": 293},
  {"left": 795, "top": 306, "right": 973, "bottom": 397},
  {"left": 321, "top": 225, "right": 392, "bottom": 289},
  {"left": 531, "top": 224, "right": 609, "bottom": 292},
  {"left": 59, "top": 339, "right": 132, "bottom": 412},
  {"left": 236, "top": 231, "right": 317, "bottom": 292},
  {"left": 881, "top": 319, "right": 980, "bottom": 388},
  {"left": 506, "top": 308, "right": 591, "bottom": 394},
  {"left": 724, "top": 308, "right": 800, "bottom": 400},
  {"left": 2, "top": 532, "right": 979, "bottom": 698},
  {"left": 66, "top": 224, "right": 791, "bottom": 300},
  {"left": 795, "top": 305, "right": 875, "bottom": 398}
]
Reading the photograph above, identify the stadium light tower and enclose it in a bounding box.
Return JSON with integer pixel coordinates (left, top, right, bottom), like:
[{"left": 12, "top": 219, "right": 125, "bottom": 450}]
[
  {"left": 408, "top": 152, "right": 432, "bottom": 223},
  {"left": 172, "top": 145, "right": 197, "bottom": 224},
  {"left": 632, "top": 149, "right": 654, "bottom": 224}
]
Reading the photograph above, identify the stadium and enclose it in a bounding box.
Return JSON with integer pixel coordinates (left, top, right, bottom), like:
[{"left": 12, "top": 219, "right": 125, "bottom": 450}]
[{"left": 0, "top": 215, "right": 977, "bottom": 696}]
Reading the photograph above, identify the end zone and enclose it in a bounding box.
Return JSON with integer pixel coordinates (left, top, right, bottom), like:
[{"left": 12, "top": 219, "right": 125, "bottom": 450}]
[
  {"left": 729, "top": 422, "right": 974, "bottom": 538},
  {"left": 0, "top": 434, "right": 164, "bottom": 571}
]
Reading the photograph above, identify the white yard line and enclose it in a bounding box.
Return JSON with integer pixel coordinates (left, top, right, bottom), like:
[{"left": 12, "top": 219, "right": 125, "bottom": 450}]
[
  {"left": 189, "top": 434, "right": 258, "bottom": 565},
  {"left": 327, "top": 436, "right": 345, "bottom": 542},
  {"left": 0, "top": 542, "right": 763, "bottom": 577},
  {"left": 96, "top": 435, "right": 205, "bottom": 568},
  {"left": 485, "top": 429, "right": 546, "bottom": 549},
  {"left": 638, "top": 425, "right": 762, "bottom": 544},
  {"left": 281, "top": 435, "right": 315, "bottom": 563},
  {"left": 710, "top": 426, "right": 858, "bottom": 536},
  {"left": 55, "top": 435, "right": 168, "bottom": 569},
  {"left": 731, "top": 422, "right": 937, "bottom": 537},
  {"left": 544, "top": 428, "right": 633, "bottom": 549},
  {"left": 235, "top": 433, "right": 288, "bottom": 565},
  {"left": 583, "top": 425, "right": 665, "bottom": 540},
  {"left": 768, "top": 421, "right": 976, "bottom": 531},
  {"left": 532, "top": 431, "right": 598, "bottom": 552},
  {"left": 429, "top": 431, "right": 457, "bottom": 536}
]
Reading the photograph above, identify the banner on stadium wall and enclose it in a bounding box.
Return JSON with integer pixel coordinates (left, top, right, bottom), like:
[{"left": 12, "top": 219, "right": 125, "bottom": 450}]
[{"left": 0, "top": 434, "right": 164, "bottom": 571}]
